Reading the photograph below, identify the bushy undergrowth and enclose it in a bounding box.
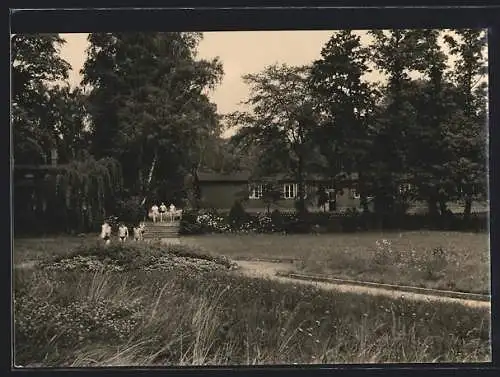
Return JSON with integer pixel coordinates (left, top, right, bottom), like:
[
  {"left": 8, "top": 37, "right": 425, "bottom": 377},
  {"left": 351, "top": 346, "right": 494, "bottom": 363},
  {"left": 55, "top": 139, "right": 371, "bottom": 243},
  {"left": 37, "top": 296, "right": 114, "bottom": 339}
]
[
  {"left": 38, "top": 242, "right": 237, "bottom": 273},
  {"left": 179, "top": 208, "right": 487, "bottom": 235},
  {"left": 14, "top": 267, "right": 490, "bottom": 366}
]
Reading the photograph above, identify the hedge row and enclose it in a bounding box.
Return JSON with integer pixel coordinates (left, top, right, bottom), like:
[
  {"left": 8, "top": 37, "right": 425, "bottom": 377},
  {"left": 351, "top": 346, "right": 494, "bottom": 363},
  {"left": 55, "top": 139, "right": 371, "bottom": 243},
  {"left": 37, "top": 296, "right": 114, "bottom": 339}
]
[{"left": 179, "top": 207, "right": 488, "bottom": 235}]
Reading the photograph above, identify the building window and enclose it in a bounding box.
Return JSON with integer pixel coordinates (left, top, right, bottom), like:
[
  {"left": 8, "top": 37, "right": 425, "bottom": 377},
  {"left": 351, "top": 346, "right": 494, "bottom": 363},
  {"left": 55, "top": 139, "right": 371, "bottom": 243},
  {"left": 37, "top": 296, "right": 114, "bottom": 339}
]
[
  {"left": 399, "top": 183, "right": 412, "bottom": 194},
  {"left": 283, "top": 183, "right": 297, "bottom": 199},
  {"left": 249, "top": 184, "right": 263, "bottom": 199}
]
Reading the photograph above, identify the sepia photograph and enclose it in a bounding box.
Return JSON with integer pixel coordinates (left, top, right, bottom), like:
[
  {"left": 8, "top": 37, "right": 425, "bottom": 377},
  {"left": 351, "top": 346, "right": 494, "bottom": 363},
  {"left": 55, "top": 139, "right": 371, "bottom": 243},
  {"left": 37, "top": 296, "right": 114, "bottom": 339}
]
[{"left": 12, "top": 26, "right": 490, "bottom": 367}]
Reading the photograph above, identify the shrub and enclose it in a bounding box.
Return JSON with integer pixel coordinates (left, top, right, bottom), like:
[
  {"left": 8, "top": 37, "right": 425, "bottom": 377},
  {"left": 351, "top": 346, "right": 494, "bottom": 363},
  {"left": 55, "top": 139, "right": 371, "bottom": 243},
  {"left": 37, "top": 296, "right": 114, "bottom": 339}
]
[
  {"left": 270, "top": 210, "right": 285, "bottom": 232},
  {"left": 373, "top": 239, "right": 402, "bottom": 265},
  {"left": 15, "top": 291, "right": 142, "bottom": 364},
  {"left": 254, "top": 213, "right": 277, "bottom": 233},
  {"left": 197, "top": 211, "right": 231, "bottom": 233},
  {"left": 419, "top": 247, "right": 448, "bottom": 281},
  {"left": 39, "top": 242, "right": 237, "bottom": 272},
  {"left": 179, "top": 209, "right": 204, "bottom": 235},
  {"left": 115, "top": 196, "right": 146, "bottom": 224},
  {"left": 228, "top": 200, "right": 249, "bottom": 230}
]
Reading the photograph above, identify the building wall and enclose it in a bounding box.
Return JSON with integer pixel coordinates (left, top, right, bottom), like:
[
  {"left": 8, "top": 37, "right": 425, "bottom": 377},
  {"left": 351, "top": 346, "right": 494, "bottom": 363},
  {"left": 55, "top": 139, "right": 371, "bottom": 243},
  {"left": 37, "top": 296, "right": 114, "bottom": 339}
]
[
  {"left": 200, "top": 182, "right": 248, "bottom": 209},
  {"left": 199, "top": 181, "right": 362, "bottom": 211}
]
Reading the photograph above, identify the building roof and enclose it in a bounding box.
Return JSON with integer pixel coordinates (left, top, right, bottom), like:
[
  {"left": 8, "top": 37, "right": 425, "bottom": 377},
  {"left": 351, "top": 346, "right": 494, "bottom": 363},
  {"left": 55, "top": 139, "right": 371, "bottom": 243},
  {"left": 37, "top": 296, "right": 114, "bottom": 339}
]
[
  {"left": 197, "top": 171, "right": 252, "bottom": 182},
  {"left": 197, "top": 171, "right": 359, "bottom": 183}
]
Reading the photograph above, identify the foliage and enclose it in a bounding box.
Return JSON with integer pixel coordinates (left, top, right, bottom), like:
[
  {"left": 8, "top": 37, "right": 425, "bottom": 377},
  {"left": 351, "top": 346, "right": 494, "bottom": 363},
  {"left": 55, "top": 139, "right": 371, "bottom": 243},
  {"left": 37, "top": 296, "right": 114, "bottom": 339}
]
[
  {"left": 443, "top": 29, "right": 488, "bottom": 219},
  {"left": 310, "top": 30, "right": 376, "bottom": 208},
  {"left": 82, "top": 32, "right": 224, "bottom": 201},
  {"left": 50, "top": 155, "right": 123, "bottom": 232},
  {"left": 365, "top": 30, "right": 426, "bottom": 220},
  {"left": 115, "top": 195, "right": 146, "bottom": 224},
  {"left": 39, "top": 241, "right": 236, "bottom": 272},
  {"left": 228, "top": 200, "right": 249, "bottom": 230},
  {"left": 11, "top": 34, "right": 72, "bottom": 164},
  {"left": 261, "top": 182, "right": 284, "bottom": 214},
  {"left": 14, "top": 265, "right": 490, "bottom": 366},
  {"left": 228, "top": 64, "right": 319, "bottom": 216},
  {"left": 196, "top": 211, "right": 232, "bottom": 234}
]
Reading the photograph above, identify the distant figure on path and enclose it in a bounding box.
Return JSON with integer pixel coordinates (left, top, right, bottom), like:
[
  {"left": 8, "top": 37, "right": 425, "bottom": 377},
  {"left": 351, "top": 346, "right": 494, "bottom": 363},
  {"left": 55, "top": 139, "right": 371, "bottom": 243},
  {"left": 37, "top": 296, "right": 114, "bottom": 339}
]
[
  {"left": 151, "top": 204, "right": 159, "bottom": 223},
  {"left": 169, "top": 203, "right": 176, "bottom": 222},
  {"left": 159, "top": 202, "right": 167, "bottom": 222},
  {"left": 118, "top": 223, "right": 129, "bottom": 243},
  {"left": 101, "top": 221, "right": 112, "bottom": 245}
]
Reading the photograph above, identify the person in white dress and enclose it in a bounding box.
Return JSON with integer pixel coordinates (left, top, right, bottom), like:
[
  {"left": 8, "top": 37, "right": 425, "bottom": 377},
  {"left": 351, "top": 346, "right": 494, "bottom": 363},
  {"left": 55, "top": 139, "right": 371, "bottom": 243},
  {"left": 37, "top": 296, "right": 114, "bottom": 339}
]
[
  {"left": 159, "top": 202, "right": 167, "bottom": 222},
  {"left": 118, "top": 223, "right": 129, "bottom": 243},
  {"left": 168, "top": 203, "right": 176, "bottom": 221},
  {"left": 101, "top": 221, "right": 112, "bottom": 245},
  {"left": 151, "top": 204, "right": 159, "bottom": 223}
]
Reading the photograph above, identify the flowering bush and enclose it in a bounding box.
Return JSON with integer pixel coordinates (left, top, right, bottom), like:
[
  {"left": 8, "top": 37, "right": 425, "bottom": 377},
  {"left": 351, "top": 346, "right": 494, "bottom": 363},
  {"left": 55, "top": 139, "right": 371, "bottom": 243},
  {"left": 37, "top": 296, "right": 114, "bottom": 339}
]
[
  {"left": 196, "top": 211, "right": 232, "bottom": 233},
  {"left": 43, "top": 255, "right": 125, "bottom": 272},
  {"left": 38, "top": 242, "right": 238, "bottom": 274},
  {"left": 372, "top": 240, "right": 449, "bottom": 281},
  {"left": 373, "top": 239, "right": 402, "bottom": 265},
  {"left": 418, "top": 247, "right": 448, "bottom": 281},
  {"left": 14, "top": 293, "right": 142, "bottom": 352}
]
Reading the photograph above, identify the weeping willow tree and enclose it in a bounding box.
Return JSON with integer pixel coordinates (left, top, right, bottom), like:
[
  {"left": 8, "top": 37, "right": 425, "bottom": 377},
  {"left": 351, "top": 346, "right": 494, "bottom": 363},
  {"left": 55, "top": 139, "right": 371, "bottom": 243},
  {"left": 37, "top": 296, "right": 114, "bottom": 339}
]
[{"left": 52, "top": 156, "right": 123, "bottom": 232}]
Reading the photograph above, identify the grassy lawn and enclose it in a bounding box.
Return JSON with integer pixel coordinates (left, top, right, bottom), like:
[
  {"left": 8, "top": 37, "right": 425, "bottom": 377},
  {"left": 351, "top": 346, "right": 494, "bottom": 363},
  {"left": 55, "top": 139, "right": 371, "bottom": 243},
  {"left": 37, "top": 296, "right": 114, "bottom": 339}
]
[
  {"left": 13, "top": 240, "right": 490, "bottom": 365},
  {"left": 13, "top": 235, "right": 98, "bottom": 265},
  {"left": 14, "top": 265, "right": 490, "bottom": 366},
  {"left": 182, "top": 231, "right": 490, "bottom": 295}
]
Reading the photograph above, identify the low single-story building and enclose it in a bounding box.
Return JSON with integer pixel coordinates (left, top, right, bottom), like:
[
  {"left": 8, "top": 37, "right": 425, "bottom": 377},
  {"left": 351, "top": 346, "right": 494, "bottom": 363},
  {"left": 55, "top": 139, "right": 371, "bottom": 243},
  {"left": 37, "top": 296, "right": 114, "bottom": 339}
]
[{"left": 196, "top": 171, "right": 363, "bottom": 213}]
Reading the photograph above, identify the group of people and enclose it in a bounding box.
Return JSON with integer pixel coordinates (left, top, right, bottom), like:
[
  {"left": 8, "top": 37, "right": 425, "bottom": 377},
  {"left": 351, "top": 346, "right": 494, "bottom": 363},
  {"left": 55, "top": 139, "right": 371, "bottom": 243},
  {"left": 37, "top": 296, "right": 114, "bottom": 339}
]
[
  {"left": 99, "top": 201, "right": 180, "bottom": 244},
  {"left": 150, "top": 202, "right": 178, "bottom": 223},
  {"left": 100, "top": 220, "right": 146, "bottom": 245}
]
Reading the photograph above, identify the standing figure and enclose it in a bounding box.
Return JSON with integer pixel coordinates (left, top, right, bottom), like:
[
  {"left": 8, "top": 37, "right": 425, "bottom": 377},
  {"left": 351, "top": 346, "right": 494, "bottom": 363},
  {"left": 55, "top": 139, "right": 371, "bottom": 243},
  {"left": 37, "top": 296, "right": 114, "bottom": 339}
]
[
  {"left": 159, "top": 202, "right": 167, "bottom": 222},
  {"left": 118, "top": 223, "right": 129, "bottom": 243},
  {"left": 133, "top": 225, "right": 141, "bottom": 241},
  {"left": 169, "top": 203, "right": 176, "bottom": 222},
  {"left": 151, "top": 203, "right": 159, "bottom": 223},
  {"left": 139, "top": 221, "right": 146, "bottom": 240},
  {"left": 101, "top": 221, "right": 112, "bottom": 245}
]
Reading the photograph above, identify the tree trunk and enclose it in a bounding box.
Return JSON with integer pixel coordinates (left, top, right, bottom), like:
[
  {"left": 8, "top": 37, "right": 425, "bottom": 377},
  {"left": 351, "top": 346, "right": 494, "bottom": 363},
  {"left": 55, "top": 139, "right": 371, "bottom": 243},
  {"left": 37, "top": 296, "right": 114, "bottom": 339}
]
[
  {"left": 358, "top": 172, "right": 369, "bottom": 213},
  {"left": 296, "top": 156, "right": 307, "bottom": 217},
  {"left": 140, "top": 151, "right": 157, "bottom": 208},
  {"left": 463, "top": 193, "right": 473, "bottom": 221},
  {"left": 427, "top": 196, "right": 439, "bottom": 219},
  {"left": 438, "top": 199, "right": 448, "bottom": 216}
]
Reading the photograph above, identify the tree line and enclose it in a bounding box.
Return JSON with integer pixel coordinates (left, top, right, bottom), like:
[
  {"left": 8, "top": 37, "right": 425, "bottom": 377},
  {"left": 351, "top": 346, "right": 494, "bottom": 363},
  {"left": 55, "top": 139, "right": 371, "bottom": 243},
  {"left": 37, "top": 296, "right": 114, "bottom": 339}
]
[
  {"left": 11, "top": 29, "right": 487, "bottom": 233},
  {"left": 227, "top": 29, "right": 488, "bottom": 223}
]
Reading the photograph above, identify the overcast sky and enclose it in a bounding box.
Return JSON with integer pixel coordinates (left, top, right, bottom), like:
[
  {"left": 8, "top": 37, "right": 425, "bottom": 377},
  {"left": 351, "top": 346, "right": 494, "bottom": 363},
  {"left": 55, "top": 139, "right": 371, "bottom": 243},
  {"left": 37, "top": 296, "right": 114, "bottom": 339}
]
[
  {"left": 59, "top": 31, "right": 381, "bottom": 117},
  {"left": 58, "top": 30, "right": 485, "bottom": 137}
]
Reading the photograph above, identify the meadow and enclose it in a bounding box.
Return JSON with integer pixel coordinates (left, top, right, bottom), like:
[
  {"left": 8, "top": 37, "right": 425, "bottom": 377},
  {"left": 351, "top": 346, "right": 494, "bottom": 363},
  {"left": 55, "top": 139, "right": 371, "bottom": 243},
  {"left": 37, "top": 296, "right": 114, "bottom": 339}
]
[
  {"left": 182, "top": 231, "right": 490, "bottom": 295},
  {"left": 13, "top": 235, "right": 491, "bottom": 366}
]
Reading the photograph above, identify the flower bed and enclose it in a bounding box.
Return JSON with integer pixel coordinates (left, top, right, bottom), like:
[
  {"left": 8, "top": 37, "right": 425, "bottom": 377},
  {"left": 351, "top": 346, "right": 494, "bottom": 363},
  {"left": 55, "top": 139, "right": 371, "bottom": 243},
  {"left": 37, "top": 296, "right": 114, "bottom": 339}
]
[
  {"left": 38, "top": 242, "right": 238, "bottom": 273},
  {"left": 179, "top": 208, "right": 487, "bottom": 235}
]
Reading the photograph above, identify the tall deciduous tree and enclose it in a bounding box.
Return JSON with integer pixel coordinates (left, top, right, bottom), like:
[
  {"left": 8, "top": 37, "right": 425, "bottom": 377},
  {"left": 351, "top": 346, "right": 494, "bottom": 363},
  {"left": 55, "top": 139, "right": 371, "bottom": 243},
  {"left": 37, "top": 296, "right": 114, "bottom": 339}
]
[
  {"left": 228, "top": 64, "right": 318, "bottom": 216},
  {"left": 11, "top": 34, "right": 71, "bottom": 164},
  {"left": 403, "top": 30, "right": 453, "bottom": 217},
  {"left": 444, "top": 29, "right": 488, "bottom": 220},
  {"left": 367, "top": 30, "right": 424, "bottom": 222},
  {"left": 82, "top": 32, "right": 224, "bottom": 204},
  {"left": 310, "top": 30, "right": 377, "bottom": 212}
]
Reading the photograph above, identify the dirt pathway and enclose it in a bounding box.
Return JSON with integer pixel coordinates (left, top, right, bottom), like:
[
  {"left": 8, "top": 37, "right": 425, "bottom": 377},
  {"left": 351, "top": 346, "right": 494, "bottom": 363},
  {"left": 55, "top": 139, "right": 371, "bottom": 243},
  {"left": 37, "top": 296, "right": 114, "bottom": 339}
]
[{"left": 234, "top": 260, "right": 491, "bottom": 309}]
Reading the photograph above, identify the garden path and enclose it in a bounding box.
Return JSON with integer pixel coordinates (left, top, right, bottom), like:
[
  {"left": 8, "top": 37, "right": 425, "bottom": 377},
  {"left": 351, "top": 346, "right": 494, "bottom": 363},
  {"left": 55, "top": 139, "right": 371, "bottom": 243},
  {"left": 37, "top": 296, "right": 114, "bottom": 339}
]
[{"left": 234, "top": 260, "right": 491, "bottom": 310}]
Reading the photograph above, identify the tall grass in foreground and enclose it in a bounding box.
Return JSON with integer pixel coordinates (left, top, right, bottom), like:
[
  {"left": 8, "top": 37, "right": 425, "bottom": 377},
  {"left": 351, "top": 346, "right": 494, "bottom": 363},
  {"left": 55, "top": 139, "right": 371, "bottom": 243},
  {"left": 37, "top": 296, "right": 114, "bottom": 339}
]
[{"left": 14, "top": 267, "right": 490, "bottom": 366}]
